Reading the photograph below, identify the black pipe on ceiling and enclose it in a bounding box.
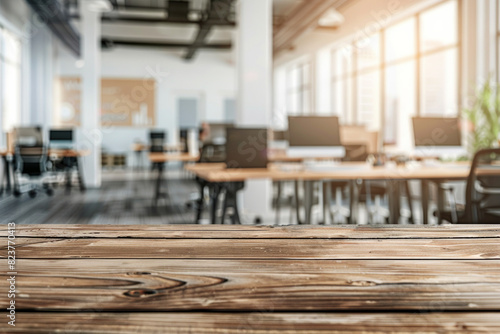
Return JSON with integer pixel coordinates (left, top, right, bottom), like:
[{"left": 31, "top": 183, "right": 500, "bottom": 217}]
[{"left": 25, "top": 0, "right": 80, "bottom": 56}]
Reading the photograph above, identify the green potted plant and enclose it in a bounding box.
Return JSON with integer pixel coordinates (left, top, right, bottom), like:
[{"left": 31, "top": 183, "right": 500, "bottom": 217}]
[{"left": 463, "top": 79, "right": 500, "bottom": 158}]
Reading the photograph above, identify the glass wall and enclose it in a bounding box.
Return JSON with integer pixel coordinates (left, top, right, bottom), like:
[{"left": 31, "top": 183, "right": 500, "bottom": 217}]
[
  {"left": 330, "top": 0, "right": 459, "bottom": 147},
  {"left": 286, "top": 60, "right": 311, "bottom": 115},
  {"left": 0, "top": 27, "right": 22, "bottom": 133}
]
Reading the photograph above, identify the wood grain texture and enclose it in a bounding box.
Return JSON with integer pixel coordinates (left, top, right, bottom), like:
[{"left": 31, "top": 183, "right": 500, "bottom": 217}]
[
  {"left": 5, "top": 237, "right": 500, "bottom": 259},
  {"left": 2, "top": 225, "right": 499, "bottom": 332},
  {"left": 2, "top": 259, "right": 500, "bottom": 311},
  {"left": 8, "top": 312, "right": 500, "bottom": 333},
  {"left": 4, "top": 224, "right": 499, "bottom": 239}
]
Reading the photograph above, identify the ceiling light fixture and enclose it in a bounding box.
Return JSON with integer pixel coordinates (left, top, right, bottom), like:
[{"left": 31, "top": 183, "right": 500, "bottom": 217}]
[{"left": 318, "top": 8, "right": 344, "bottom": 28}]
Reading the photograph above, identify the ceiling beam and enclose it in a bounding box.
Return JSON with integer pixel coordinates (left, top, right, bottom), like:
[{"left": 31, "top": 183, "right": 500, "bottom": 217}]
[
  {"left": 27, "top": 0, "right": 80, "bottom": 56},
  {"left": 70, "top": 15, "right": 236, "bottom": 26},
  {"left": 273, "top": 0, "right": 348, "bottom": 54},
  {"left": 184, "top": 0, "right": 235, "bottom": 60},
  {"left": 101, "top": 38, "right": 232, "bottom": 50}
]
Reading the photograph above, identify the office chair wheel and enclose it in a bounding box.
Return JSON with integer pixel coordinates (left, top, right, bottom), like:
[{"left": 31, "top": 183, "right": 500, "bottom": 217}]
[
  {"left": 13, "top": 190, "right": 21, "bottom": 198},
  {"left": 28, "top": 190, "right": 37, "bottom": 198},
  {"left": 46, "top": 188, "right": 54, "bottom": 196}
]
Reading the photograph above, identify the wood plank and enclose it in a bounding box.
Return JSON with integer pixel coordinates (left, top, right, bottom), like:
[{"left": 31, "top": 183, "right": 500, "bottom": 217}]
[
  {"left": 6, "top": 238, "right": 500, "bottom": 259},
  {"left": 149, "top": 152, "right": 199, "bottom": 163},
  {"left": 3, "top": 259, "right": 500, "bottom": 311},
  {"left": 3, "top": 224, "right": 500, "bottom": 239},
  {"left": 185, "top": 163, "right": 470, "bottom": 182},
  {"left": 9, "top": 312, "right": 500, "bottom": 333}
]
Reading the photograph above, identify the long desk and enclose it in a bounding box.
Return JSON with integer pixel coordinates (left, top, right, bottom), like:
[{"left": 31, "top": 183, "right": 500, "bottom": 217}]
[
  {"left": 3, "top": 224, "right": 500, "bottom": 332},
  {"left": 0, "top": 149, "right": 89, "bottom": 195},
  {"left": 186, "top": 163, "right": 470, "bottom": 225}
]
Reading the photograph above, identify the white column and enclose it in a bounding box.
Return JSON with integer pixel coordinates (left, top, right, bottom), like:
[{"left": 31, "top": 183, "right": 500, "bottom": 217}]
[
  {"left": 79, "top": 0, "right": 103, "bottom": 188},
  {"left": 237, "top": 0, "right": 273, "bottom": 222}
]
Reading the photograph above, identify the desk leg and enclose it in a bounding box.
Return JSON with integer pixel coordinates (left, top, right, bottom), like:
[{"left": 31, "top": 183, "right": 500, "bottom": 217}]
[
  {"left": 77, "top": 157, "right": 86, "bottom": 192},
  {"left": 275, "top": 181, "right": 282, "bottom": 225},
  {"left": 195, "top": 180, "right": 205, "bottom": 223},
  {"left": 5, "top": 156, "right": 12, "bottom": 193},
  {"left": 294, "top": 181, "right": 303, "bottom": 224},
  {"left": 0, "top": 156, "right": 6, "bottom": 195},
  {"left": 387, "top": 180, "right": 401, "bottom": 225},
  {"left": 322, "top": 181, "right": 328, "bottom": 225},
  {"left": 405, "top": 181, "right": 415, "bottom": 224},
  {"left": 348, "top": 181, "right": 360, "bottom": 225},
  {"left": 65, "top": 167, "right": 72, "bottom": 193},
  {"left": 154, "top": 163, "right": 164, "bottom": 206},
  {"left": 209, "top": 184, "right": 221, "bottom": 224},
  {"left": 303, "top": 180, "right": 314, "bottom": 225},
  {"left": 421, "top": 180, "right": 429, "bottom": 225},
  {"left": 435, "top": 181, "right": 445, "bottom": 225}
]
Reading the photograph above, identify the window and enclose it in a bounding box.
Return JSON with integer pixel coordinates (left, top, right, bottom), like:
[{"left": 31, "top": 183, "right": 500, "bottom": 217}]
[
  {"left": 419, "top": 0, "right": 459, "bottom": 117},
  {"left": 286, "top": 61, "right": 311, "bottom": 114},
  {"left": 0, "top": 27, "right": 22, "bottom": 133},
  {"left": 330, "top": 0, "right": 459, "bottom": 147},
  {"left": 331, "top": 33, "right": 381, "bottom": 127}
]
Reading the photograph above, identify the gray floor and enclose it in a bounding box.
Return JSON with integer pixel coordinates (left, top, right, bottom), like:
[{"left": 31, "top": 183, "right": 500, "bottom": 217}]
[
  {"left": 0, "top": 168, "right": 200, "bottom": 225},
  {"left": 0, "top": 166, "right": 438, "bottom": 225}
]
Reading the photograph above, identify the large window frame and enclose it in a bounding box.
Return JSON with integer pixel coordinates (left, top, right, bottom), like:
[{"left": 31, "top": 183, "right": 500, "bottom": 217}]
[
  {"left": 285, "top": 60, "right": 312, "bottom": 115},
  {"left": 0, "top": 25, "right": 22, "bottom": 137},
  {"left": 331, "top": 0, "right": 461, "bottom": 146}
]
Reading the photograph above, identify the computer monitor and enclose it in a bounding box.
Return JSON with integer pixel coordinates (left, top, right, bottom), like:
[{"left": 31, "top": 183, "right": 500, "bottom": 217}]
[
  {"left": 49, "top": 129, "right": 74, "bottom": 149},
  {"left": 226, "top": 128, "right": 268, "bottom": 168},
  {"left": 412, "top": 117, "right": 465, "bottom": 158},
  {"left": 287, "top": 116, "right": 345, "bottom": 158},
  {"left": 149, "top": 131, "right": 165, "bottom": 140},
  {"left": 14, "top": 126, "right": 43, "bottom": 146}
]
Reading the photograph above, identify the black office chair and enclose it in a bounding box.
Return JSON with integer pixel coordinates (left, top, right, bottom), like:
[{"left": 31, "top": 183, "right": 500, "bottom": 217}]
[
  {"left": 13, "top": 144, "right": 53, "bottom": 198},
  {"left": 149, "top": 131, "right": 166, "bottom": 171},
  {"left": 194, "top": 144, "right": 226, "bottom": 223},
  {"left": 437, "top": 148, "right": 500, "bottom": 224}
]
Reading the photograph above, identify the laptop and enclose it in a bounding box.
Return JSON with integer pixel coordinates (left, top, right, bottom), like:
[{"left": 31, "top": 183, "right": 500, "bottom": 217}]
[{"left": 225, "top": 128, "right": 268, "bottom": 168}]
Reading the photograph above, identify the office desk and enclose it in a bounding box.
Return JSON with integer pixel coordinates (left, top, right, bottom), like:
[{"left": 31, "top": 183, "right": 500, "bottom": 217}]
[
  {"left": 148, "top": 153, "right": 199, "bottom": 204},
  {"left": 186, "top": 163, "right": 470, "bottom": 224},
  {"left": 4, "top": 224, "right": 500, "bottom": 333},
  {"left": 0, "top": 149, "right": 89, "bottom": 194}
]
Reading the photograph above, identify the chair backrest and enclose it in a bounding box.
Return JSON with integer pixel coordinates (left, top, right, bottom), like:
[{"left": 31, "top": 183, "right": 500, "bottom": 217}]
[
  {"left": 464, "top": 148, "right": 500, "bottom": 223},
  {"left": 149, "top": 131, "right": 166, "bottom": 153},
  {"left": 343, "top": 144, "right": 369, "bottom": 162},
  {"left": 199, "top": 144, "right": 226, "bottom": 163},
  {"left": 15, "top": 145, "right": 47, "bottom": 177}
]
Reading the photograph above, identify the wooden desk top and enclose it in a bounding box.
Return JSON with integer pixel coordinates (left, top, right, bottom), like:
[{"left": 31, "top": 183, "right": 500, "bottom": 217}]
[
  {"left": 149, "top": 152, "right": 199, "bottom": 163},
  {"left": 133, "top": 143, "right": 183, "bottom": 152},
  {"left": 0, "top": 149, "right": 89, "bottom": 157},
  {"left": 2, "top": 224, "right": 499, "bottom": 332},
  {"left": 185, "top": 162, "right": 471, "bottom": 182}
]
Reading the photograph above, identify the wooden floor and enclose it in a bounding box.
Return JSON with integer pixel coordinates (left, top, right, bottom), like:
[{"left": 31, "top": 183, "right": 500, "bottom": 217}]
[
  {"left": 0, "top": 169, "right": 199, "bottom": 225},
  {"left": 2, "top": 224, "right": 500, "bottom": 333}
]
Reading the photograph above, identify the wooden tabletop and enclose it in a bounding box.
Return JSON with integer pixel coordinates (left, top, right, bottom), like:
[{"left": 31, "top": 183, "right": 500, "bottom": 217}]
[
  {"left": 0, "top": 149, "right": 89, "bottom": 157},
  {"left": 149, "top": 152, "right": 199, "bottom": 163},
  {"left": 185, "top": 162, "right": 471, "bottom": 182},
  {"left": 2, "top": 224, "right": 499, "bottom": 333}
]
